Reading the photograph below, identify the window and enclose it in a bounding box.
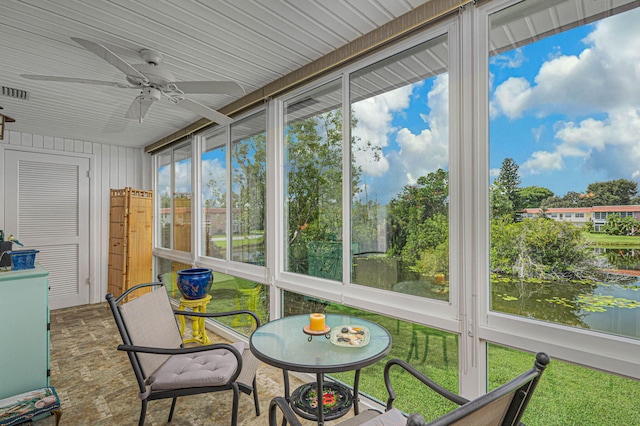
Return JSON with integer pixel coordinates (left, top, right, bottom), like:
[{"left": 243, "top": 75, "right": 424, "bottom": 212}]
[
  {"left": 350, "top": 35, "right": 450, "bottom": 300},
  {"left": 283, "top": 80, "right": 343, "bottom": 280},
  {"left": 201, "top": 129, "right": 227, "bottom": 259},
  {"left": 230, "top": 111, "right": 267, "bottom": 265},
  {"left": 157, "top": 151, "right": 172, "bottom": 249},
  {"left": 156, "top": 143, "right": 192, "bottom": 252},
  {"left": 488, "top": 0, "right": 640, "bottom": 339}
]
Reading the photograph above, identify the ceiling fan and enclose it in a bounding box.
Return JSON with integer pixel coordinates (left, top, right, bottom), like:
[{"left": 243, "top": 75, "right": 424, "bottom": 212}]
[{"left": 21, "top": 37, "right": 244, "bottom": 124}]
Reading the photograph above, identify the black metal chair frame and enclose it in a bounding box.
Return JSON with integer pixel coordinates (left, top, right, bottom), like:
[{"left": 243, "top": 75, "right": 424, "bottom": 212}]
[
  {"left": 383, "top": 352, "right": 549, "bottom": 425},
  {"left": 106, "top": 282, "right": 261, "bottom": 426},
  {"left": 269, "top": 352, "right": 550, "bottom": 425}
]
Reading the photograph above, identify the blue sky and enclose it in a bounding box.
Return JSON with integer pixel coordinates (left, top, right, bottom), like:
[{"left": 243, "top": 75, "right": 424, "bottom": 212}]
[
  {"left": 178, "top": 7, "right": 640, "bottom": 205},
  {"left": 352, "top": 7, "right": 640, "bottom": 203},
  {"left": 489, "top": 8, "right": 640, "bottom": 197}
]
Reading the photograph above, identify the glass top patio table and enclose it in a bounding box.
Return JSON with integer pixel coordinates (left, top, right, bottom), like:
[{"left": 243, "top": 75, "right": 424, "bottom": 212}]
[
  {"left": 250, "top": 314, "right": 391, "bottom": 425},
  {"left": 250, "top": 313, "right": 392, "bottom": 373}
]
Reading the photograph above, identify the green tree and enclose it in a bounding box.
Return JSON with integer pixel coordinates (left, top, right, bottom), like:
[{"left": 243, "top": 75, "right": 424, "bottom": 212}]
[
  {"left": 388, "top": 169, "right": 449, "bottom": 259},
  {"left": 495, "top": 158, "right": 521, "bottom": 210},
  {"left": 518, "top": 186, "right": 554, "bottom": 209},
  {"left": 541, "top": 179, "right": 639, "bottom": 208},
  {"left": 285, "top": 111, "right": 345, "bottom": 246},
  {"left": 491, "top": 217, "right": 605, "bottom": 280},
  {"left": 231, "top": 132, "right": 266, "bottom": 234},
  {"left": 602, "top": 214, "right": 640, "bottom": 236},
  {"left": 352, "top": 199, "right": 381, "bottom": 253},
  {"left": 585, "top": 179, "right": 638, "bottom": 206},
  {"left": 542, "top": 191, "right": 586, "bottom": 208},
  {"left": 489, "top": 183, "right": 514, "bottom": 220}
]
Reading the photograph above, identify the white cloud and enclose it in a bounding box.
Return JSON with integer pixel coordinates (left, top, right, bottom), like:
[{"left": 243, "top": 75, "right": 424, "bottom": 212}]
[
  {"left": 174, "top": 161, "right": 192, "bottom": 194},
  {"left": 352, "top": 85, "right": 413, "bottom": 177},
  {"left": 491, "top": 47, "right": 526, "bottom": 69},
  {"left": 559, "top": 108, "right": 640, "bottom": 179},
  {"left": 493, "top": 8, "right": 640, "bottom": 182},
  {"left": 394, "top": 74, "right": 449, "bottom": 183},
  {"left": 521, "top": 150, "right": 564, "bottom": 174},
  {"left": 521, "top": 107, "right": 640, "bottom": 177},
  {"left": 492, "top": 77, "right": 532, "bottom": 119},
  {"left": 492, "top": 8, "right": 640, "bottom": 119},
  {"left": 351, "top": 73, "right": 449, "bottom": 201},
  {"left": 531, "top": 125, "right": 545, "bottom": 142},
  {"left": 201, "top": 158, "right": 226, "bottom": 204}
]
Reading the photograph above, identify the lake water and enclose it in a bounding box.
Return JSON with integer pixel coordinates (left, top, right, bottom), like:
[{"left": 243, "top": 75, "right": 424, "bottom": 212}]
[{"left": 491, "top": 276, "right": 640, "bottom": 340}]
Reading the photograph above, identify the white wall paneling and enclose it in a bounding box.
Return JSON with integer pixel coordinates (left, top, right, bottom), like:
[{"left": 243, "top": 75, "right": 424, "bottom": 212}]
[{"left": 1, "top": 130, "right": 150, "bottom": 305}]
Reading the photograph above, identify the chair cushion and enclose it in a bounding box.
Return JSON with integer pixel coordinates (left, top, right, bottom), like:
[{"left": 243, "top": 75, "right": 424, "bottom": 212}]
[
  {"left": 148, "top": 342, "right": 245, "bottom": 391},
  {"left": 119, "top": 286, "right": 184, "bottom": 376},
  {"left": 357, "top": 408, "right": 407, "bottom": 426}
]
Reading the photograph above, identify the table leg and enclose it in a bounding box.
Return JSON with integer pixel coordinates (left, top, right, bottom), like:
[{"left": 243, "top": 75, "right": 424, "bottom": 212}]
[
  {"left": 283, "top": 370, "right": 291, "bottom": 400},
  {"left": 353, "top": 369, "right": 361, "bottom": 415},
  {"left": 316, "top": 373, "right": 324, "bottom": 426},
  {"left": 282, "top": 370, "right": 291, "bottom": 426}
]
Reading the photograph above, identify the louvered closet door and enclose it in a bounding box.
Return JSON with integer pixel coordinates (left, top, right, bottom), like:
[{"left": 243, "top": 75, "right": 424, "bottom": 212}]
[{"left": 4, "top": 150, "right": 90, "bottom": 309}]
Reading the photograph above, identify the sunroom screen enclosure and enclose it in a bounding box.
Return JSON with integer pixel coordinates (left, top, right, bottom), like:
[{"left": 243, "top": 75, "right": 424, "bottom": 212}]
[{"left": 153, "top": 0, "right": 640, "bottom": 423}]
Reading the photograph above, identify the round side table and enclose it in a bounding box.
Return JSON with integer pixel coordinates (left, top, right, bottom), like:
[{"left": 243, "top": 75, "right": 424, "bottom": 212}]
[{"left": 177, "top": 294, "right": 212, "bottom": 344}]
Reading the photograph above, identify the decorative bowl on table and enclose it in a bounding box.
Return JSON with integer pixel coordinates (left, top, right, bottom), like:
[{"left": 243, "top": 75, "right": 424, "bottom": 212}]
[
  {"left": 291, "top": 382, "right": 353, "bottom": 419},
  {"left": 176, "top": 268, "right": 213, "bottom": 299},
  {"left": 330, "top": 325, "right": 370, "bottom": 347}
]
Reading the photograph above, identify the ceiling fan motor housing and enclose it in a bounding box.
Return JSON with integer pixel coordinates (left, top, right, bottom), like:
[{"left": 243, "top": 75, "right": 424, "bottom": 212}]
[
  {"left": 126, "top": 63, "right": 175, "bottom": 87},
  {"left": 141, "top": 87, "right": 162, "bottom": 102}
]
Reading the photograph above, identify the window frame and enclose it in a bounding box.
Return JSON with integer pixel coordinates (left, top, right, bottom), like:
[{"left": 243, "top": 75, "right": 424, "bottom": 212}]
[
  {"left": 272, "top": 18, "right": 461, "bottom": 335},
  {"left": 476, "top": 0, "right": 640, "bottom": 381}
]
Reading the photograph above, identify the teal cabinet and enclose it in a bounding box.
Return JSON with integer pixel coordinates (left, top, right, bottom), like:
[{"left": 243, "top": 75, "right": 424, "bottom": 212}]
[{"left": 0, "top": 265, "right": 50, "bottom": 399}]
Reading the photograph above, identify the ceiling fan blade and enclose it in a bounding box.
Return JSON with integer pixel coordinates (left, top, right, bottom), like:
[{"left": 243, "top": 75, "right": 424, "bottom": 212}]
[
  {"left": 169, "top": 81, "right": 245, "bottom": 95},
  {"left": 71, "top": 37, "right": 149, "bottom": 85},
  {"left": 125, "top": 96, "right": 154, "bottom": 121},
  {"left": 21, "top": 74, "right": 135, "bottom": 89},
  {"left": 174, "top": 97, "right": 233, "bottom": 125}
]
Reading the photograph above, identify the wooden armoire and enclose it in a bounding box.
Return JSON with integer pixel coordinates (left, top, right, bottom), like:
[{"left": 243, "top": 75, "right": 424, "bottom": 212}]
[{"left": 107, "top": 187, "right": 153, "bottom": 300}]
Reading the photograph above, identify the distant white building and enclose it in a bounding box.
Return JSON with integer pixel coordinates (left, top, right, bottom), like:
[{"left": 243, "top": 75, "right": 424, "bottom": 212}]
[{"left": 521, "top": 205, "right": 640, "bottom": 232}]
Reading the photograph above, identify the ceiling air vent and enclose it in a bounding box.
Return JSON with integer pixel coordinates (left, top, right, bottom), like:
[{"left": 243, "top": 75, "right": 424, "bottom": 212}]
[{"left": 2, "top": 86, "right": 28, "bottom": 100}]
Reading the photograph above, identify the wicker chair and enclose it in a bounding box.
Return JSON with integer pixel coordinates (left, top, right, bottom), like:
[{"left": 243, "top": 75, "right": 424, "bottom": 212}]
[
  {"left": 106, "top": 282, "right": 261, "bottom": 426},
  {"left": 269, "top": 352, "right": 550, "bottom": 426}
]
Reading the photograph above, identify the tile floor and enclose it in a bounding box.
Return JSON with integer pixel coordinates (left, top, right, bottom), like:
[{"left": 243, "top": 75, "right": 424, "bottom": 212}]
[{"left": 43, "top": 303, "right": 359, "bottom": 425}]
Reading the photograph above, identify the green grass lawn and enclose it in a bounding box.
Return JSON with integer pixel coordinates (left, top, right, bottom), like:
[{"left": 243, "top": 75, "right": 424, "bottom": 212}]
[
  {"left": 320, "top": 302, "right": 640, "bottom": 425},
  {"left": 488, "top": 344, "right": 640, "bottom": 425},
  {"left": 583, "top": 232, "right": 640, "bottom": 247},
  {"left": 175, "top": 283, "right": 640, "bottom": 424}
]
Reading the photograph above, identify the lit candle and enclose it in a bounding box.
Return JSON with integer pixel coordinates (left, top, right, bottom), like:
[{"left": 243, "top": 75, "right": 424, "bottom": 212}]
[{"left": 309, "top": 313, "right": 326, "bottom": 331}]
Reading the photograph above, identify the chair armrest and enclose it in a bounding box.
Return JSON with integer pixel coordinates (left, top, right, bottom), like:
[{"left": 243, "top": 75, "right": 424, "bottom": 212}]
[
  {"left": 384, "top": 358, "right": 468, "bottom": 410},
  {"left": 117, "top": 342, "right": 243, "bottom": 359},
  {"left": 269, "top": 397, "right": 302, "bottom": 426},
  {"left": 174, "top": 308, "right": 261, "bottom": 328}
]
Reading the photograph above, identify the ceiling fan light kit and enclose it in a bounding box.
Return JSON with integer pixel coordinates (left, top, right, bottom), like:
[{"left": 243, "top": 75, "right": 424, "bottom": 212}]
[{"left": 20, "top": 38, "right": 243, "bottom": 124}]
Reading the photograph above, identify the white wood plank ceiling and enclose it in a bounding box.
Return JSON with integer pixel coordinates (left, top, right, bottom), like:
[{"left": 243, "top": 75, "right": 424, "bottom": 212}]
[{"left": 0, "top": 0, "right": 429, "bottom": 148}]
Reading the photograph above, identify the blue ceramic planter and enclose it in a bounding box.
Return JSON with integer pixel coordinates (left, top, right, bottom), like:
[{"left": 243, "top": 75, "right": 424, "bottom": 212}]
[
  {"left": 8, "top": 250, "right": 39, "bottom": 270},
  {"left": 177, "top": 268, "right": 213, "bottom": 300}
]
